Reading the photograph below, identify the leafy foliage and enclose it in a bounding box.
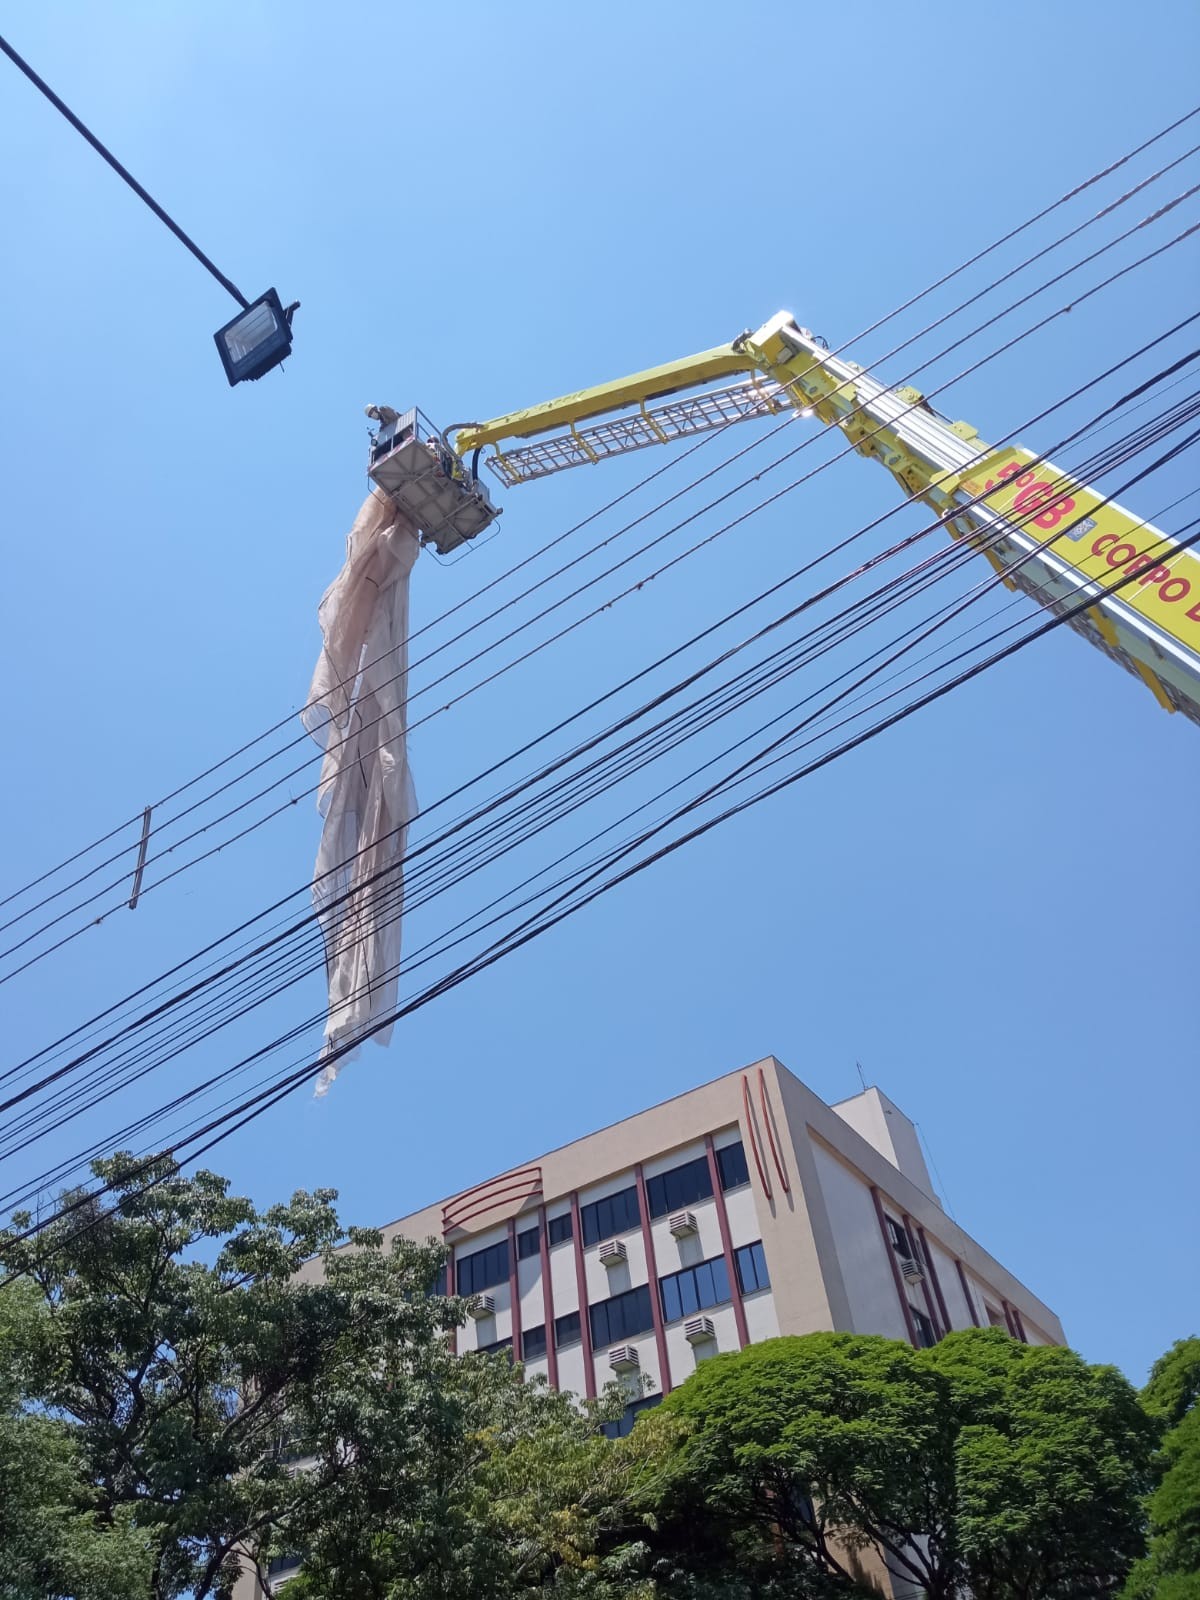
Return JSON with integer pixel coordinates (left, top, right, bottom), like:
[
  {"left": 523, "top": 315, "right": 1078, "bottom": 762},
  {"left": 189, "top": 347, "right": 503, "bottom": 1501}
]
[
  {"left": 0, "top": 1281, "right": 150, "bottom": 1600},
  {"left": 653, "top": 1329, "right": 1155, "bottom": 1599},
  {"left": 0, "top": 1161, "right": 1173, "bottom": 1600},
  {"left": 1124, "top": 1337, "right": 1200, "bottom": 1600},
  {"left": 0, "top": 1155, "right": 459, "bottom": 1600}
]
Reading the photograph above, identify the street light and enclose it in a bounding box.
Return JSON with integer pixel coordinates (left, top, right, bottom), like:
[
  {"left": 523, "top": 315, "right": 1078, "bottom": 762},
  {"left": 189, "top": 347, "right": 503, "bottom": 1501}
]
[{"left": 214, "top": 288, "right": 297, "bottom": 386}]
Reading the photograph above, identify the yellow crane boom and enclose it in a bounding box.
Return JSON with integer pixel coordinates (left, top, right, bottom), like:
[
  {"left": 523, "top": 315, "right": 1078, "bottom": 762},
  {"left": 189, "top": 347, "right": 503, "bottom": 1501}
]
[{"left": 368, "top": 312, "right": 1200, "bottom": 723}]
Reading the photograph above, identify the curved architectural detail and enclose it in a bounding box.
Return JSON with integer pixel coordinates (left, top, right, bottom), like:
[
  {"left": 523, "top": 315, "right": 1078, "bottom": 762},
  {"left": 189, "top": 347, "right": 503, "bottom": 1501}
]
[{"left": 442, "top": 1165, "right": 543, "bottom": 1232}]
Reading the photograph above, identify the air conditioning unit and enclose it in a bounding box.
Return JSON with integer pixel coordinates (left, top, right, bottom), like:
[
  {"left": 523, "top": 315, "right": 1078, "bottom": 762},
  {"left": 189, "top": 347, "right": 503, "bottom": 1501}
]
[
  {"left": 598, "top": 1239, "right": 627, "bottom": 1268},
  {"left": 900, "top": 1256, "right": 925, "bottom": 1285},
  {"left": 684, "top": 1316, "right": 716, "bottom": 1346},
  {"left": 466, "top": 1293, "right": 496, "bottom": 1319},
  {"left": 609, "top": 1344, "right": 641, "bottom": 1374},
  {"left": 668, "top": 1211, "right": 698, "bottom": 1239}
]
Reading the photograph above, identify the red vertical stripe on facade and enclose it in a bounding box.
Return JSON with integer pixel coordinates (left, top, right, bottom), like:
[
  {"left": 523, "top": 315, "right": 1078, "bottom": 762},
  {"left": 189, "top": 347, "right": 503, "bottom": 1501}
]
[
  {"left": 872, "top": 1188, "right": 919, "bottom": 1346},
  {"left": 507, "top": 1218, "right": 522, "bottom": 1365},
  {"left": 740, "top": 1075, "right": 773, "bottom": 1199},
  {"left": 569, "top": 1190, "right": 596, "bottom": 1399},
  {"left": 1003, "top": 1301, "right": 1027, "bottom": 1342},
  {"left": 917, "top": 1225, "right": 953, "bottom": 1334},
  {"left": 536, "top": 1203, "right": 559, "bottom": 1390},
  {"left": 757, "top": 1068, "right": 790, "bottom": 1193},
  {"left": 633, "top": 1162, "right": 672, "bottom": 1396},
  {"left": 705, "top": 1135, "right": 749, "bottom": 1350},
  {"left": 445, "top": 1241, "right": 457, "bottom": 1355},
  {"left": 903, "top": 1211, "right": 942, "bottom": 1337},
  {"left": 954, "top": 1258, "right": 979, "bottom": 1326}
]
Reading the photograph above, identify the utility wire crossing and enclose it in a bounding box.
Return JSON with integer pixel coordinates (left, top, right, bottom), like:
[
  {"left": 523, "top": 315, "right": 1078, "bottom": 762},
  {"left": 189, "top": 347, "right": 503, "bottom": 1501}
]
[{"left": 4, "top": 99, "right": 1198, "bottom": 926}]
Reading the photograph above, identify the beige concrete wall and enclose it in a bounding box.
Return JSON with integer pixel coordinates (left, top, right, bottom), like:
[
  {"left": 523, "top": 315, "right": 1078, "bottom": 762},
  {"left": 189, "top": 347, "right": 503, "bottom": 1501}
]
[
  {"left": 778, "top": 1064, "right": 1063, "bottom": 1345},
  {"left": 238, "top": 1055, "right": 1063, "bottom": 1600},
  {"left": 313, "top": 1054, "right": 1061, "bottom": 1348},
  {"left": 831, "top": 1086, "right": 936, "bottom": 1200}
]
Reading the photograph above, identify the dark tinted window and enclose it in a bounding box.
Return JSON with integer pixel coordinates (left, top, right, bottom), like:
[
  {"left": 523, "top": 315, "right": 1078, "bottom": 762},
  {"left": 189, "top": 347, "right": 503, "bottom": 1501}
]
[
  {"left": 735, "top": 1240, "right": 770, "bottom": 1295},
  {"left": 646, "top": 1154, "right": 713, "bottom": 1219},
  {"left": 716, "top": 1140, "right": 750, "bottom": 1190},
  {"left": 589, "top": 1284, "right": 654, "bottom": 1349},
  {"left": 912, "top": 1309, "right": 938, "bottom": 1348},
  {"left": 431, "top": 1263, "right": 447, "bottom": 1298},
  {"left": 477, "top": 1336, "right": 513, "bottom": 1359},
  {"left": 554, "top": 1310, "right": 581, "bottom": 1348},
  {"left": 601, "top": 1393, "right": 662, "bottom": 1439},
  {"left": 886, "top": 1217, "right": 913, "bottom": 1257},
  {"left": 581, "top": 1185, "right": 640, "bottom": 1246},
  {"left": 547, "top": 1213, "right": 573, "bottom": 1246},
  {"left": 659, "top": 1254, "right": 731, "bottom": 1323},
  {"left": 268, "top": 1557, "right": 300, "bottom": 1576},
  {"left": 456, "top": 1239, "right": 510, "bottom": 1297},
  {"left": 517, "top": 1225, "right": 540, "bottom": 1260},
  {"left": 522, "top": 1323, "right": 547, "bottom": 1360}
]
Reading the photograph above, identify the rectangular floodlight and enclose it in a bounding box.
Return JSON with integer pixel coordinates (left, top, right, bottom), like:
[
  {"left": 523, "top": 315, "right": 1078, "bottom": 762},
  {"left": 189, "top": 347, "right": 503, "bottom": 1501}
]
[{"left": 214, "top": 288, "right": 292, "bottom": 386}]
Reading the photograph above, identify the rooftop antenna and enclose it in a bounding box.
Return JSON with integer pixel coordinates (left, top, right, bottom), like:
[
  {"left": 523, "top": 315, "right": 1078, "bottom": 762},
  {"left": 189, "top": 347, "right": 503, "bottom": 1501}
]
[{"left": 855, "top": 1060, "right": 868, "bottom": 1092}]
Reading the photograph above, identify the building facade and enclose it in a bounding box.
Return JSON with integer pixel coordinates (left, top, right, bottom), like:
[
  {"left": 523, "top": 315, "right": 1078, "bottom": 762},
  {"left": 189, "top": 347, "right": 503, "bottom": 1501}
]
[
  {"left": 250, "top": 1057, "right": 1061, "bottom": 1594},
  {"left": 346, "top": 1056, "right": 1062, "bottom": 1418}
]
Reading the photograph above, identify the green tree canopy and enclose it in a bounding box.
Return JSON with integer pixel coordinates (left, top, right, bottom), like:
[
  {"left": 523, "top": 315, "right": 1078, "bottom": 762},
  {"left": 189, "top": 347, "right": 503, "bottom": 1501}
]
[
  {"left": 0, "top": 1154, "right": 460, "bottom": 1600},
  {"left": 0, "top": 1160, "right": 1173, "bottom": 1600},
  {"left": 650, "top": 1329, "right": 1156, "bottom": 1599},
  {"left": 1124, "top": 1336, "right": 1200, "bottom": 1600},
  {"left": 0, "top": 1280, "right": 150, "bottom": 1600}
]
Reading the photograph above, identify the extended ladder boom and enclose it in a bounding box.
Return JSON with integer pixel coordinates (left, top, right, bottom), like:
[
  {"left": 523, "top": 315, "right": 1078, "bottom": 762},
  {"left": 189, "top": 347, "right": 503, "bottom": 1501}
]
[{"left": 446, "top": 313, "right": 1200, "bottom": 724}]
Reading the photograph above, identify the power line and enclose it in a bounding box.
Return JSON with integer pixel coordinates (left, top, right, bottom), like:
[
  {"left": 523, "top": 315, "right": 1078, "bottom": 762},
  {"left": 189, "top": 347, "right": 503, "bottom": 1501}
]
[
  {"left": 4, "top": 104, "right": 1197, "bottom": 921},
  {"left": 11, "top": 474, "right": 1199, "bottom": 1219},
  {"left": 8, "top": 507, "right": 1199, "bottom": 1273},
  {"left": 5, "top": 319, "right": 1195, "bottom": 1112},
  {"left": 3, "top": 375, "right": 1194, "bottom": 1201},
  {"left": 6, "top": 205, "right": 1197, "bottom": 980}
]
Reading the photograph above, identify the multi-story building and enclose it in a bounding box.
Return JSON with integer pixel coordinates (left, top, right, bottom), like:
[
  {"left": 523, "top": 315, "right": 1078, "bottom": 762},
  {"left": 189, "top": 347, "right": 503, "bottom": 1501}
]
[
  {"left": 353, "top": 1055, "right": 1062, "bottom": 1421},
  {"left": 250, "top": 1056, "right": 1061, "bottom": 1595}
]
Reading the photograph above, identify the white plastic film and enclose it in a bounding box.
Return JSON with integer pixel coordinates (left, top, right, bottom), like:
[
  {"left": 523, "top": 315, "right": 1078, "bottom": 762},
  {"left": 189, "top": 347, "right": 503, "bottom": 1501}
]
[{"left": 301, "top": 490, "right": 419, "bottom": 1095}]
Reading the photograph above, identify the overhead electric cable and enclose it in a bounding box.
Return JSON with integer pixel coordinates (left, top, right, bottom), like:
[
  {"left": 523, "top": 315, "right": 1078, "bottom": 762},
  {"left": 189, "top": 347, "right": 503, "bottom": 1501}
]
[
  {"left": 8, "top": 502, "right": 1200, "bottom": 1276},
  {"left": 3, "top": 375, "right": 1195, "bottom": 1193},
  {"left": 5, "top": 104, "right": 1197, "bottom": 919},
  {"left": 5, "top": 206, "right": 1196, "bottom": 982},
  {"left": 4, "top": 314, "right": 1196, "bottom": 1114}
]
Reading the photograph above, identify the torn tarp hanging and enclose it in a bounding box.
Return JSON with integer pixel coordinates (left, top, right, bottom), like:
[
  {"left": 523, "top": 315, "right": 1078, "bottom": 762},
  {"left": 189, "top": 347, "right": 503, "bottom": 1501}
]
[{"left": 301, "top": 489, "right": 419, "bottom": 1095}]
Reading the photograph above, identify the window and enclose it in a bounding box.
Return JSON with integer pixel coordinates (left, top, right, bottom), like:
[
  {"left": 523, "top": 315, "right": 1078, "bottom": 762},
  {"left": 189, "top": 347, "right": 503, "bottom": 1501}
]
[
  {"left": 912, "top": 1309, "right": 938, "bottom": 1348},
  {"left": 522, "top": 1323, "right": 547, "bottom": 1361},
  {"left": 554, "top": 1310, "right": 582, "bottom": 1348},
  {"left": 456, "top": 1239, "right": 510, "bottom": 1297},
  {"left": 659, "top": 1254, "right": 732, "bottom": 1323},
  {"left": 589, "top": 1284, "right": 654, "bottom": 1349},
  {"left": 735, "top": 1240, "right": 770, "bottom": 1295},
  {"left": 886, "top": 1216, "right": 913, "bottom": 1258},
  {"left": 516, "top": 1225, "right": 540, "bottom": 1261},
  {"left": 716, "top": 1140, "right": 750, "bottom": 1191},
  {"left": 477, "top": 1336, "right": 513, "bottom": 1359},
  {"left": 268, "top": 1556, "right": 300, "bottom": 1576},
  {"left": 601, "top": 1393, "right": 662, "bottom": 1439},
  {"left": 431, "top": 1263, "right": 447, "bottom": 1298},
  {"left": 646, "top": 1154, "right": 713, "bottom": 1219},
  {"left": 547, "top": 1212, "right": 573, "bottom": 1246},
  {"left": 580, "top": 1185, "right": 640, "bottom": 1247},
  {"left": 985, "top": 1303, "right": 1008, "bottom": 1329}
]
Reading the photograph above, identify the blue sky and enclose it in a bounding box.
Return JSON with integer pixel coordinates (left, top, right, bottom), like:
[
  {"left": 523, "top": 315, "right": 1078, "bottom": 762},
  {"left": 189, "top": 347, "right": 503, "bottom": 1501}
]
[{"left": 1, "top": 0, "right": 1197, "bottom": 1383}]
